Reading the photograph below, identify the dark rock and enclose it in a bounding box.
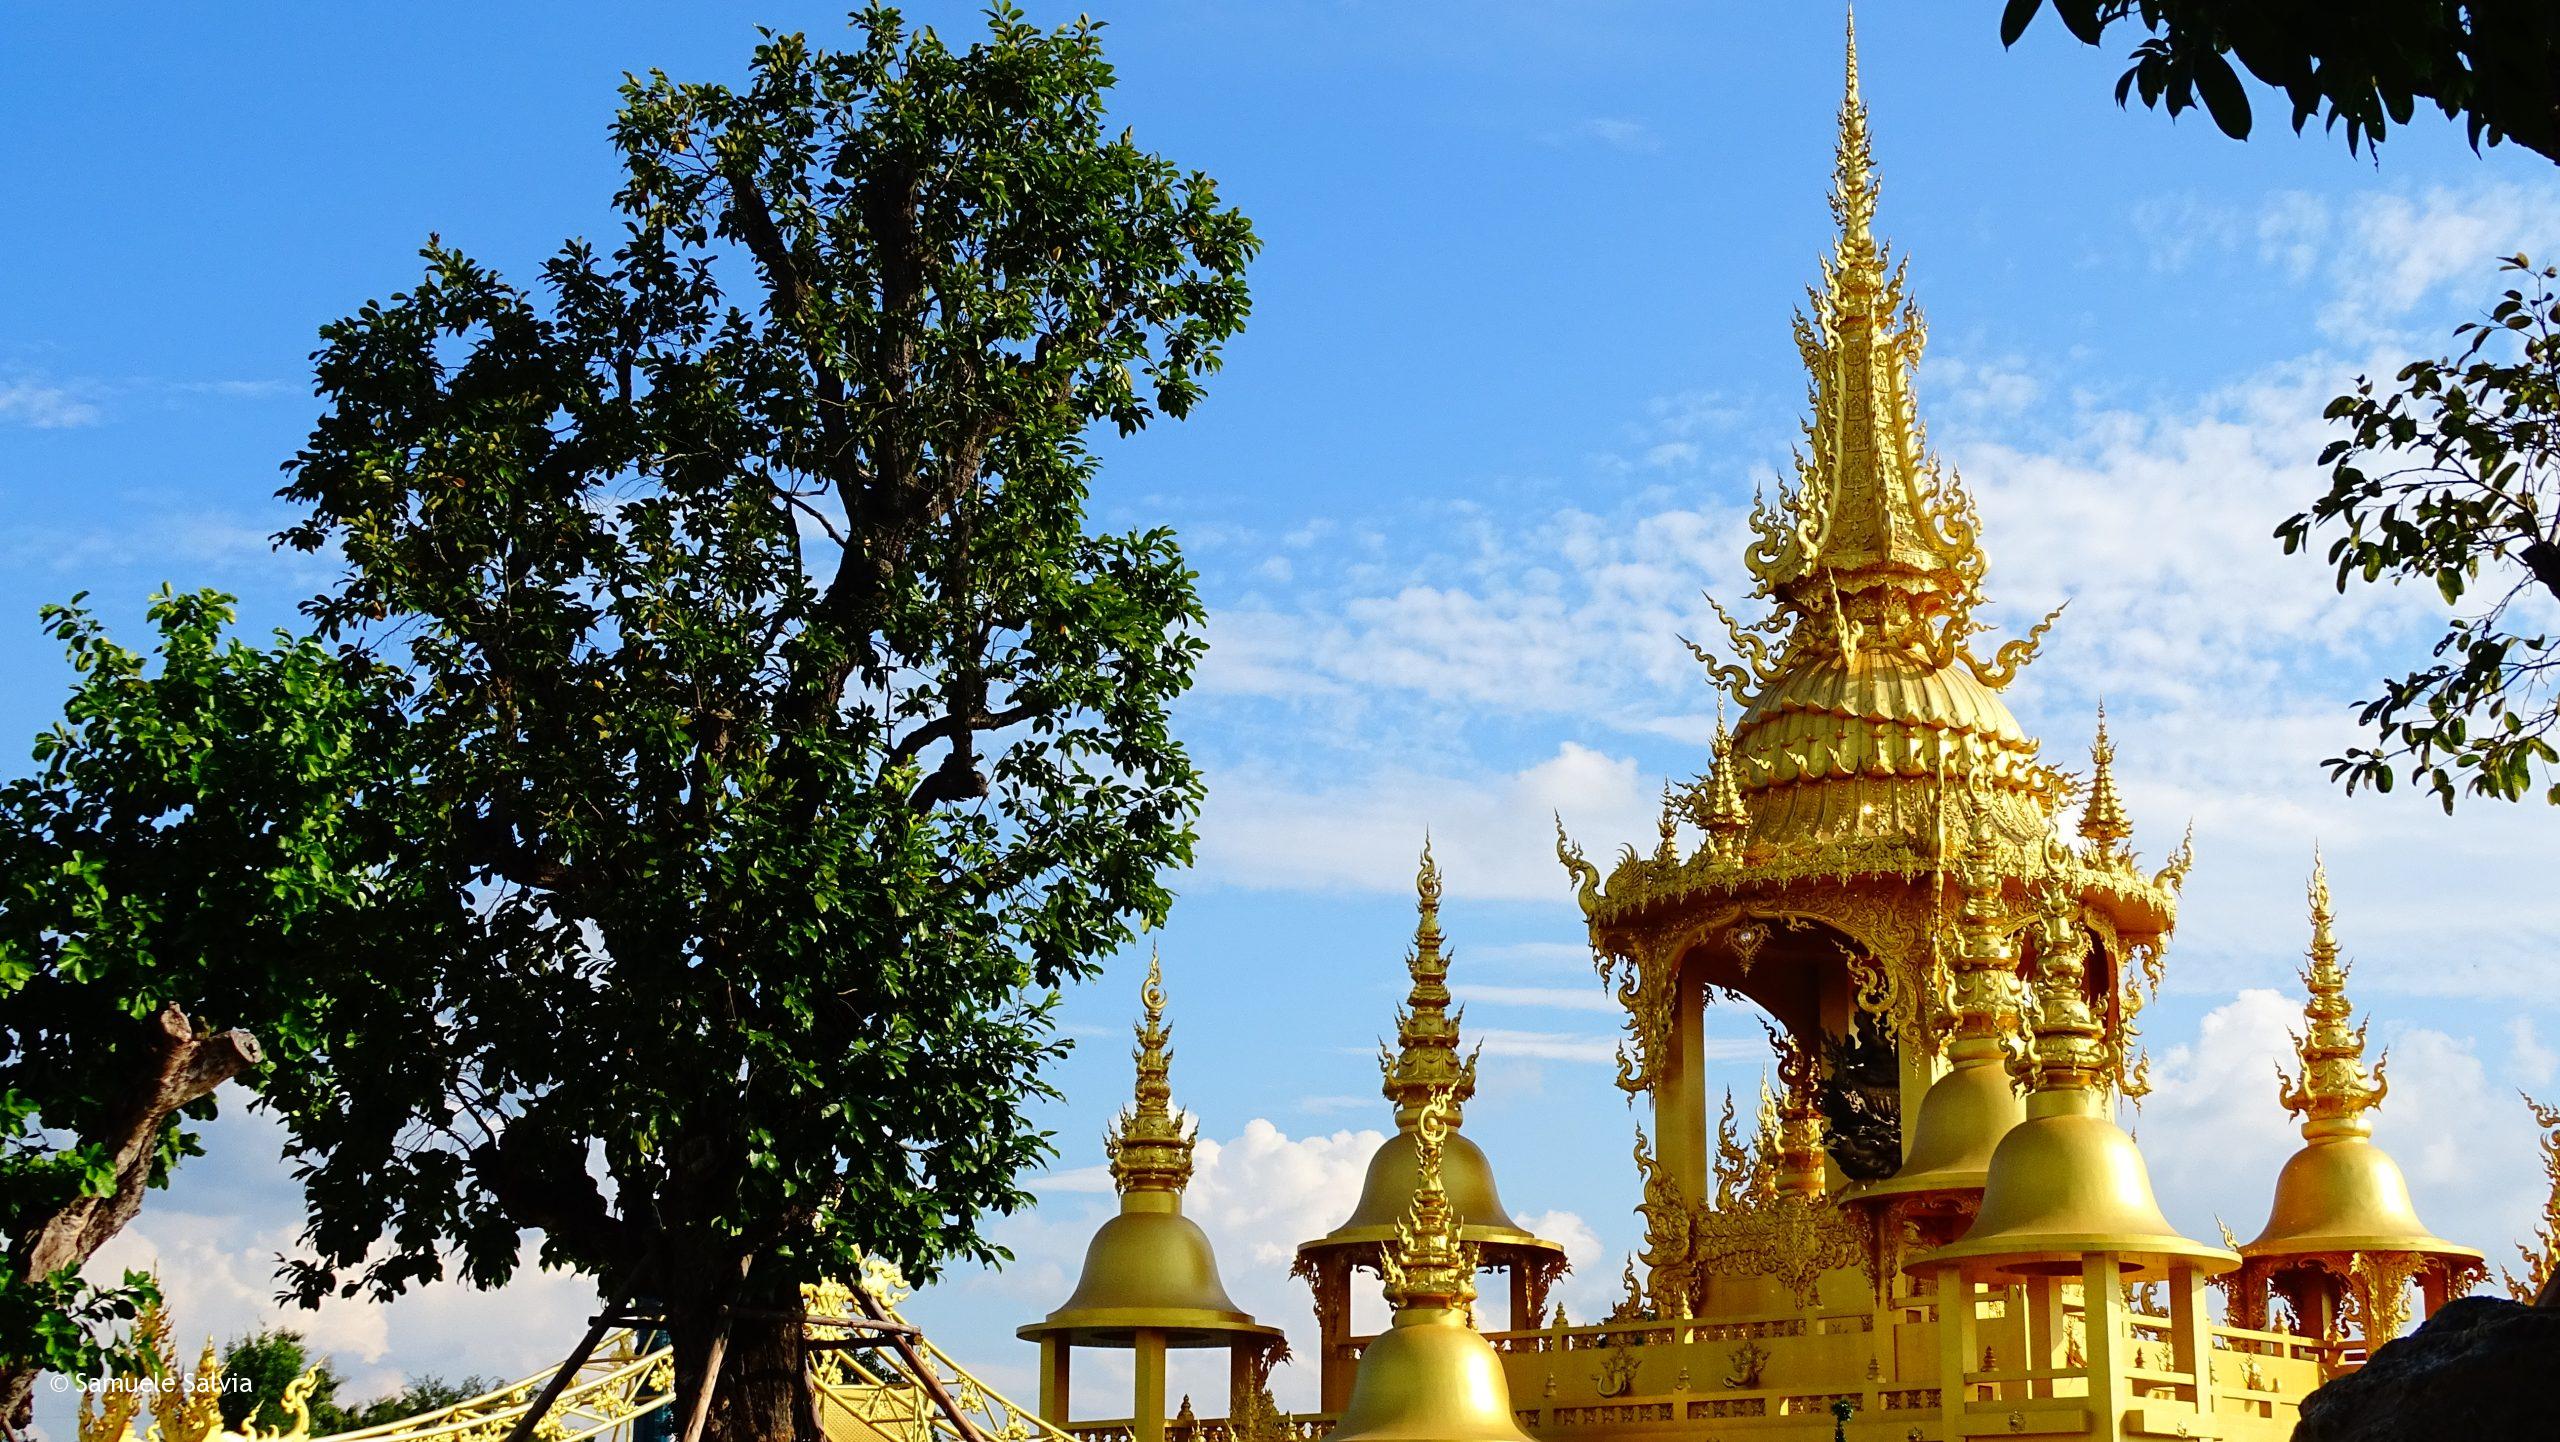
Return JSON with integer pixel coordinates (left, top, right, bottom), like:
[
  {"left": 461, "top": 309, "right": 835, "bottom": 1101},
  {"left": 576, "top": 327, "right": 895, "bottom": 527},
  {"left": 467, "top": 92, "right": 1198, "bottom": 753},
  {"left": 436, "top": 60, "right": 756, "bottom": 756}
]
[{"left": 2293, "top": 1295, "right": 2560, "bottom": 1441}]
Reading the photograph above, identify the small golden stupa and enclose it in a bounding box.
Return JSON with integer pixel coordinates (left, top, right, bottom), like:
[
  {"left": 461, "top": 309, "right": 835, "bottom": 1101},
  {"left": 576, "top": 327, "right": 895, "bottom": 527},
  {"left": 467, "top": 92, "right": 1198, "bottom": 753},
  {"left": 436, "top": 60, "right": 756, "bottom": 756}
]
[
  {"left": 2223, "top": 855, "right": 2485, "bottom": 1344},
  {"left": 1019, "top": 954, "right": 1282, "bottom": 1441},
  {"left": 1019, "top": 12, "right": 2491, "bottom": 1441},
  {"left": 1326, "top": 1088, "right": 1537, "bottom": 1442},
  {"left": 1296, "top": 842, "right": 1568, "bottom": 1409}
]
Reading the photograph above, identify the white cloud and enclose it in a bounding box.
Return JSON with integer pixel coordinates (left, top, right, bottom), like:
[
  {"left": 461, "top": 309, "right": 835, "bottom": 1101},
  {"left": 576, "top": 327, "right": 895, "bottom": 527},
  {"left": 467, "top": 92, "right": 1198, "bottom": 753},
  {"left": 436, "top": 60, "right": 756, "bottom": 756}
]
[
  {"left": 1451, "top": 984, "right": 1618, "bottom": 1014},
  {"left": 0, "top": 375, "right": 101, "bottom": 428},
  {"left": 1551, "top": 118, "right": 1660, "bottom": 154},
  {"left": 1197, "top": 741, "right": 1653, "bottom": 901}
]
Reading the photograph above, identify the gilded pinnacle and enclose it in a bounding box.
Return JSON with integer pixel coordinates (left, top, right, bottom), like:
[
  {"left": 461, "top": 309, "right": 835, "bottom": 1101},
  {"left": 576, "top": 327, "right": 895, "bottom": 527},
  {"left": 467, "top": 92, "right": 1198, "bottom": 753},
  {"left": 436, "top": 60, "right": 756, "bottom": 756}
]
[
  {"left": 2278, "top": 851, "right": 2387, "bottom": 1140},
  {"left": 2023, "top": 890, "right": 2108, "bottom": 1096},
  {"left": 1702, "top": 713, "right": 1751, "bottom": 855},
  {"left": 2080, "top": 701, "right": 2133, "bottom": 858},
  {"left": 1944, "top": 797, "right": 2023, "bottom": 1061},
  {"left": 1106, "top": 950, "right": 1196, "bottom": 1194},
  {"left": 1831, "top": 5, "right": 1877, "bottom": 261},
  {"left": 1379, "top": 1088, "right": 1478, "bottom": 1314},
  {"left": 1737, "top": 7, "right": 1991, "bottom": 668},
  {"left": 1383, "top": 837, "right": 1479, "bottom": 1127}
]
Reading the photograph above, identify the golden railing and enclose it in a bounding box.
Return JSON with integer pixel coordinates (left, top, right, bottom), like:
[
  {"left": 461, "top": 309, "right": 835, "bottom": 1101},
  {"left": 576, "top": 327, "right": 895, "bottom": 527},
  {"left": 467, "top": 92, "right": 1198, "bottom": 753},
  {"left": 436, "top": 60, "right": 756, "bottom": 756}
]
[{"left": 84, "top": 1279, "right": 1068, "bottom": 1442}]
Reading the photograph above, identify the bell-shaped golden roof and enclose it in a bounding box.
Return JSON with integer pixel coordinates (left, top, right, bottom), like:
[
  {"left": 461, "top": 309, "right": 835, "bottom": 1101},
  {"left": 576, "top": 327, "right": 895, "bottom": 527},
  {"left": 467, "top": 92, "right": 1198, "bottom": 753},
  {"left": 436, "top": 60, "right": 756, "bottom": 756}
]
[
  {"left": 1020, "top": 956, "right": 1282, "bottom": 1350},
  {"left": 2241, "top": 857, "right": 2480, "bottom": 1268},
  {"left": 1915, "top": 900, "right": 2234, "bottom": 1282},
  {"left": 1327, "top": 1090, "right": 1536, "bottom": 1442},
  {"left": 1302, "top": 845, "right": 1564, "bottom": 1264},
  {"left": 1848, "top": 809, "right": 2024, "bottom": 1206}
]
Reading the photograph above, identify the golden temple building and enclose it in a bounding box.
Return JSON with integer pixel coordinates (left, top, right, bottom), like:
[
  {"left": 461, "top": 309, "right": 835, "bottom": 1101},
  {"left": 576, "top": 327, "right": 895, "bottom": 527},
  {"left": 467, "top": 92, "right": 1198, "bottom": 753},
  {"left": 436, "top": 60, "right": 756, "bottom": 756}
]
[{"left": 1017, "top": 14, "right": 2492, "bottom": 1442}]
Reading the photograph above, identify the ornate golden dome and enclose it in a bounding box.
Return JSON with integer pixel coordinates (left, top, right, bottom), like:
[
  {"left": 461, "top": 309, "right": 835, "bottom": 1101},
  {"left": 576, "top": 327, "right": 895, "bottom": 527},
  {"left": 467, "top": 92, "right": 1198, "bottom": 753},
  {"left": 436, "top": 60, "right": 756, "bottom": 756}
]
[
  {"left": 1020, "top": 956, "right": 1282, "bottom": 1352},
  {"left": 1328, "top": 1092, "right": 1535, "bottom": 1442},
  {"left": 2234, "top": 857, "right": 2482, "bottom": 1327},
  {"left": 1916, "top": 905, "right": 2233, "bottom": 1283},
  {"left": 1302, "top": 844, "right": 1565, "bottom": 1264}
]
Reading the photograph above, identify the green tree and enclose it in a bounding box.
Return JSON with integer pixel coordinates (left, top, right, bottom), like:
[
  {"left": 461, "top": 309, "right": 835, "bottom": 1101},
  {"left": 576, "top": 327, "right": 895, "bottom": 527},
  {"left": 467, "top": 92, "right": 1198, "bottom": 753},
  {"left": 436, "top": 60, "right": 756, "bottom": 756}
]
[
  {"left": 0, "top": 593, "right": 397, "bottom": 1426},
  {"left": 264, "top": 7, "right": 1253, "bottom": 1440},
  {"left": 218, "top": 1329, "right": 350, "bottom": 1436},
  {"left": 220, "top": 1327, "right": 495, "bottom": 1436},
  {"left": 1998, "top": 1, "right": 2560, "bottom": 161},
  {"left": 2278, "top": 257, "right": 2560, "bottom": 809}
]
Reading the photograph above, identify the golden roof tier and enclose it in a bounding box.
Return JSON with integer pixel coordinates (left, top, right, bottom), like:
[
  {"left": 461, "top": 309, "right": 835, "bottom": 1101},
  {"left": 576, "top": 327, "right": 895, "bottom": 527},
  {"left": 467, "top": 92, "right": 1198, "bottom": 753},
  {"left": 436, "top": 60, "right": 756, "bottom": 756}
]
[
  {"left": 2224, "top": 856, "right": 2484, "bottom": 1341},
  {"left": 1020, "top": 956, "right": 1281, "bottom": 1442},
  {"left": 1326, "top": 1090, "right": 1536, "bottom": 1442},
  {"left": 1296, "top": 843, "right": 1566, "bottom": 1409}
]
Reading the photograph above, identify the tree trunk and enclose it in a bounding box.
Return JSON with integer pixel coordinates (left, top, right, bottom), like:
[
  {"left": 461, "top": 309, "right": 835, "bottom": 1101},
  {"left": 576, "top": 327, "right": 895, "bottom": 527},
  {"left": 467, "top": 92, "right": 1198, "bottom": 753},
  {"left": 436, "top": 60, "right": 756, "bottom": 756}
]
[
  {"left": 0, "top": 1006, "right": 260, "bottom": 1430},
  {"left": 666, "top": 1262, "right": 815, "bottom": 1442}
]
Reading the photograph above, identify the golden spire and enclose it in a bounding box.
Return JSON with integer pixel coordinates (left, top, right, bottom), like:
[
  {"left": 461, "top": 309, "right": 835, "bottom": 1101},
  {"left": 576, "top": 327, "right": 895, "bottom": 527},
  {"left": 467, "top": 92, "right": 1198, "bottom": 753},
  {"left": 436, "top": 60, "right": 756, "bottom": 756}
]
[
  {"left": 1945, "top": 796, "right": 2024, "bottom": 1059},
  {"left": 1769, "top": 1032, "right": 1828, "bottom": 1200},
  {"left": 1378, "top": 1088, "right": 1477, "bottom": 1314},
  {"left": 2080, "top": 702, "right": 2133, "bottom": 859},
  {"left": 1382, "top": 837, "right": 1479, "bottom": 1128},
  {"left": 1701, "top": 711, "right": 1751, "bottom": 858},
  {"left": 1739, "top": 5, "right": 1990, "bottom": 665},
  {"left": 1106, "top": 950, "right": 1196, "bottom": 1194},
  {"left": 2277, "top": 852, "right": 2388, "bottom": 1141},
  {"left": 2021, "top": 891, "right": 2108, "bottom": 1097}
]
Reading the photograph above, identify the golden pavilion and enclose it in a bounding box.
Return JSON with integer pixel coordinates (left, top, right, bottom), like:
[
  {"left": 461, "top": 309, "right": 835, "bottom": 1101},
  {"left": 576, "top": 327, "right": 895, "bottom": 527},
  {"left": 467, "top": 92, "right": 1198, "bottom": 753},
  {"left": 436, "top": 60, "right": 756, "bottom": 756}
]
[{"left": 1013, "top": 15, "right": 2494, "bottom": 1442}]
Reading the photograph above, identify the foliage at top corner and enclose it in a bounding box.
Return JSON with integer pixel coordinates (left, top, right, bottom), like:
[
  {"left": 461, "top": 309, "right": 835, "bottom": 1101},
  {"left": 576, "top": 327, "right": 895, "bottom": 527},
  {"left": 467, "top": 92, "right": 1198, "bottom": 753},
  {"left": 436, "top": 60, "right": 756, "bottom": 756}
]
[
  {"left": 260, "top": 4, "right": 1256, "bottom": 1407},
  {"left": 2279, "top": 256, "right": 2560, "bottom": 811},
  {"left": 2000, "top": 0, "right": 2560, "bottom": 163}
]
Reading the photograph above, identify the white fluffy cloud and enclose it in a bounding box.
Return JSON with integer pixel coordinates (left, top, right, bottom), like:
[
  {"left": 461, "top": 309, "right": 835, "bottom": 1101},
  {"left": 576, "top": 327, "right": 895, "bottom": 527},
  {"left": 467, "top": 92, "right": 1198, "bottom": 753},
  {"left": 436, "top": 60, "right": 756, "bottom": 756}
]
[{"left": 1197, "top": 741, "right": 1656, "bottom": 902}]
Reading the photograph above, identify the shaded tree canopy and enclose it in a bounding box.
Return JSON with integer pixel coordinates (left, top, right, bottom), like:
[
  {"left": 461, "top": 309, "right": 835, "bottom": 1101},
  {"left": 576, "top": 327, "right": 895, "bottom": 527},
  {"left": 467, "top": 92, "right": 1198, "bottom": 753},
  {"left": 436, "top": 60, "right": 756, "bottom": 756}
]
[
  {"left": 2279, "top": 258, "right": 2560, "bottom": 809},
  {"left": 2000, "top": 0, "right": 2560, "bottom": 162},
  {"left": 263, "top": 5, "right": 1254, "bottom": 1439}
]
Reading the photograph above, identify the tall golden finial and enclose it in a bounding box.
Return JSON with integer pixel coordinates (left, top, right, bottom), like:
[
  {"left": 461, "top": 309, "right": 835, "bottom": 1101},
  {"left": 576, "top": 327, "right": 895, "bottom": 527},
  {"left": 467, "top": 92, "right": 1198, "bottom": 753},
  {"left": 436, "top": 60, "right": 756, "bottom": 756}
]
[
  {"left": 1701, "top": 708, "right": 1751, "bottom": 859},
  {"left": 1106, "top": 949, "right": 1196, "bottom": 1193},
  {"left": 1833, "top": 3, "right": 1877, "bottom": 260},
  {"left": 1379, "top": 1088, "right": 1478, "bottom": 1314},
  {"left": 2276, "top": 851, "right": 2388, "bottom": 1140},
  {"left": 1767, "top": 1029, "right": 1828, "bottom": 1200},
  {"left": 1944, "top": 795, "right": 2023, "bottom": 1056},
  {"left": 1734, "top": 6, "right": 2012, "bottom": 683},
  {"left": 2021, "top": 887, "right": 2108, "bottom": 1097},
  {"left": 1383, "top": 837, "right": 1479, "bottom": 1128},
  {"left": 2080, "top": 701, "right": 2133, "bottom": 860}
]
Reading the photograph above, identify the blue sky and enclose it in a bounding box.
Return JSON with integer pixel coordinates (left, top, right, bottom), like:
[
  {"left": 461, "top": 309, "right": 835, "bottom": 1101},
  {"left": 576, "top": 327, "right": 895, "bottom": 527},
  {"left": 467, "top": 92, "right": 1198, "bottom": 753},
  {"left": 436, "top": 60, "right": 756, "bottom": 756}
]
[{"left": 7, "top": 0, "right": 2560, "bottom": 1426}]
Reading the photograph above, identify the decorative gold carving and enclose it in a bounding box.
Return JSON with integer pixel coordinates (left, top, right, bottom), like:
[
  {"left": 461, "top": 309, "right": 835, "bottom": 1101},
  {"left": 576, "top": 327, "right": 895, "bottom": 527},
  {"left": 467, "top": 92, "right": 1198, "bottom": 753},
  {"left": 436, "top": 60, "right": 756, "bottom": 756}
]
[
  {"left": 2504, "top": 1092, "right": 2560, "bottom": 1302},
  {"left": 1106, "top": 950, "right": 1195, "bottom": 1193},
  {"left": 1724, "top": 1339, "right": 1770, "bottom": 1390},
  {"left": 2277, "top": 852, "right": 2386, "bottom": 1137}
]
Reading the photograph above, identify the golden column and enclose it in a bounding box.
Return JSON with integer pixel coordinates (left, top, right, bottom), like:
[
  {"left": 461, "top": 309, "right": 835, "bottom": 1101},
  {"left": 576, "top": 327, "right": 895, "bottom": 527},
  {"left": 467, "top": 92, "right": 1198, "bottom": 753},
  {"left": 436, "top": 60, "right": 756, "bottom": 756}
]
[
  {"left": 2228, "top": 854, "right": 2484, "bottom": 1345},
  {"left": 1295, "top": 843, "right": 1565, "bottom": 1411},
  {"left": 1019, "top": 955, "right": 1282, "bottom": 1442}
]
